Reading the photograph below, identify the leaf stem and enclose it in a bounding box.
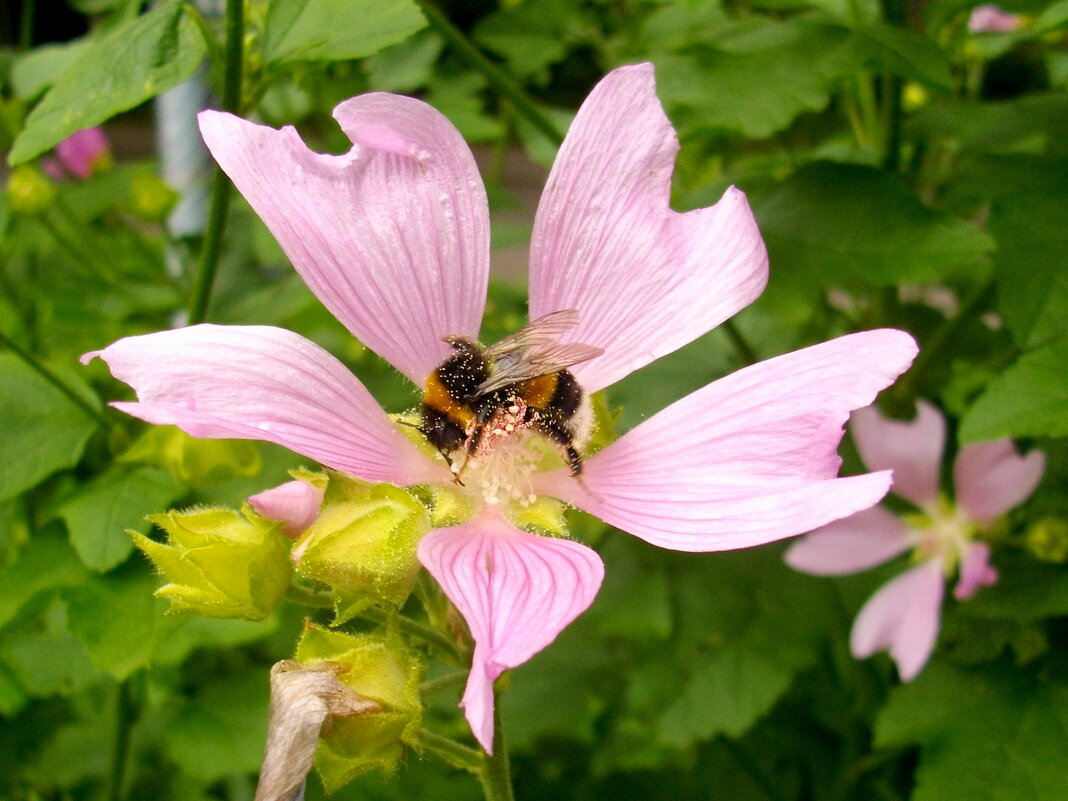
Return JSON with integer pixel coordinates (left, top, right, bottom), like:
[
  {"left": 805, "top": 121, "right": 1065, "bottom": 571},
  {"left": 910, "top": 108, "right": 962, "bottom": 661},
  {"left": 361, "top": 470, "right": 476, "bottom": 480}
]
[
  {"left": 477, "top": 692, "right": 515, "bottom": 801},
  {"left": 412, "top": 0, "right": 564, "bottom": 146},
  {"left": 0, "top": 326, "right": 109, "bottom": 428},
  {"left": 420, "top": 670, "right": 467, "bottom": 696},
  {"left": 416, "top": 727, "right": 485, "bottom": 773},
  {"left": 187, "top": 0, "right": 245, "bottom": 324},
  {"left": 361, "top": 605, "right": 464, "bottom": 665}
]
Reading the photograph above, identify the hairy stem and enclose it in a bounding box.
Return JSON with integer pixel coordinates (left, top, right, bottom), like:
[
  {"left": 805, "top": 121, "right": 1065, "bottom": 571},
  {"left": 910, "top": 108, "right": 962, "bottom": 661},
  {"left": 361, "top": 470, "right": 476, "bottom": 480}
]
[
  {"left": 417, "top": 728, "right": 485, "bottom": 773},
  {"left": 188, "top": 0, "right": 244, "bottom": 324}
]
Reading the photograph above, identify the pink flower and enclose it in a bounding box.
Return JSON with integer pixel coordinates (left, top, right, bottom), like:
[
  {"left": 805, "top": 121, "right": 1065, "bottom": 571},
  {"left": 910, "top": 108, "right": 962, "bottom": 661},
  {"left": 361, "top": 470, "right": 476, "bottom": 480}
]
[
  {"left": 786, "top": 401, "right": 1044, "bottom": 681},
  {"left": 968, "top": 4, "right": 1023, "bottom": 32},
  {"left": 42, "top": 126, "right": 111, "bottom": 180},
  {"left": 83, "top": 64, "right": 917, "bottom": 751},
  {"left": 249, "top": 480, "right": 325, "bottom": 538}
]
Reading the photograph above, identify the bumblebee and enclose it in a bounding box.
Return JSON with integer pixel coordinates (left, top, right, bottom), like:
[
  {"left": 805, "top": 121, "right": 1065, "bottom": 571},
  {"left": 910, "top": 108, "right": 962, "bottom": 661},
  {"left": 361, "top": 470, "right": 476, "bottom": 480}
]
[{"left": 420, "top": 309, "right": 603, "bottom": 482}]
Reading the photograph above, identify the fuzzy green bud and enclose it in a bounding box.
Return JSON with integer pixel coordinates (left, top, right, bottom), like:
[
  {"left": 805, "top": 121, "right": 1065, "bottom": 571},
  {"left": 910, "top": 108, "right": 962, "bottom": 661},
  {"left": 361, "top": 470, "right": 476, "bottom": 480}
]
[
  {"left": 126, "top": 170, "right": 176, "bottom": 222},
  {"left": 119, "top": 426, "right": 260, "bottom": 489},
  {"left": 295, "top": 625, "right": 423, "bottom": 789},
  {"left": 7, "top": 165, "right": 55, "bottom": 215},
  {"left": 295, "top": 475, "right": 430, "bottom": 623},
  {"left": 132, "top": 506, "right": 291, "bottom": 620},
  {"left": 1026, "top": 517, "right": 1068, "bottom": 563}
]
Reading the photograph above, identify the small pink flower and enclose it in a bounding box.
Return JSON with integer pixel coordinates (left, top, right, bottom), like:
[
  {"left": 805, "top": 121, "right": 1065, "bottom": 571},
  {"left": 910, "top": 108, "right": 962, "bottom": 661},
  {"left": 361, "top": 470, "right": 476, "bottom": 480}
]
[
  {"left": 84, "top": 64, "right": 917, "bottom": 751},
  {"left": 787, "top": 401, "right": 1044, "bottom": 681},
  {"left": 42, "top": 127, "right": 111, "bottom": 180},
  {"left": 249, "top": 480, "right": 325, "bottom": 537},
  {"left": 968, "top": 4, "right": 1023, "bottom": 33}
]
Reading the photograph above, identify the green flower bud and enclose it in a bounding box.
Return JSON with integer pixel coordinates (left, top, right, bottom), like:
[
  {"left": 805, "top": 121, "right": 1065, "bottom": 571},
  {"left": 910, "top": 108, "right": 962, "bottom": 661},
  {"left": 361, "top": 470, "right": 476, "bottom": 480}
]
[
  {"left": 295, "top": 625, "right": 423, "bottom": 789},
  {"left": 295, "top": 475, "right": 430, "bottom": 624},
  {"left": 7, "top": 165, "right": 56, "bottom": 215},
  {"left": 119, "top": 426, "right": 260, "bottom": 489},
  {"left": 132, "top": 506, "right": 291, "bottom": 620},
  {"left": 1026, "top": 517, "right": 1068, "bottom": 563},
  {"left": 126, "top": 170, "right": 177, "bottom": 222}
]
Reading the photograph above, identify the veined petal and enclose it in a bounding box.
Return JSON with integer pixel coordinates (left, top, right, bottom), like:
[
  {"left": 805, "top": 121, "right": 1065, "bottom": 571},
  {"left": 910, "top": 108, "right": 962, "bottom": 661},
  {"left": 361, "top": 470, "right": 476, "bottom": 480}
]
[
  {"left": 954, "top": 541, "right": 998, "bottom": 600},
  {"left": 850, "top": 400, "right": 945, "bottom": 509},
  {"left": 953, "top": 439, "right": 1045, "bottom": 523},
  {"left": 198, "top": 96, "right": 489, "bottom": 386},
  {"left": 82, "top": 325, "right": 444, "bottom": 485},
  {"left": 850, "top": 560, "right": 944, "bottom": 682},
  {"left": 249, "top": 480, "right": 325, "bottom": 537},
  {"left": 528, "top": 64, "right": 768, "bottom": 393},
  {"left": 536, "top": 330, "right": 918, "bottom": 552},
  {"left": 417, "top": 512, "right": 604, "bottom": 753},
  {"left": 785, "top": 506, "right": 914, "bottom": 576}
]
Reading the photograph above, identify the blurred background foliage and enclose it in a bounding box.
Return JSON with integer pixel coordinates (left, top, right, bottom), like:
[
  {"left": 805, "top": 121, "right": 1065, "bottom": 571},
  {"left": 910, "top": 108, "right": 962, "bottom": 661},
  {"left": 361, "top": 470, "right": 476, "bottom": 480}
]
[{"left": 0, "top": 0, "right": 1066, "bottom": 799}]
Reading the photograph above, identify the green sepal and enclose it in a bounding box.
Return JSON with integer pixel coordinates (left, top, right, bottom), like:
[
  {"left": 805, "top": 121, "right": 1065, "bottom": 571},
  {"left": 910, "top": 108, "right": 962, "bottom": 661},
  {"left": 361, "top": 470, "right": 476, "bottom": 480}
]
[
  {"left": 507, "top": 496, "right": 568, "bottom": 538},
  {"left": 134, "top": 507, "right": 292, "bottom": 620},
  {"left": 411, "top": 482, "right": 476, "bottom": 528},
  {"left": 119, "top": 426, "right": 261, "bottom": 489},
  {"left": 295, "top": 475, "right": 430, "bottom": 624},
  {"left": 295, "top": 625, "right": 424, "bottom": 790}
]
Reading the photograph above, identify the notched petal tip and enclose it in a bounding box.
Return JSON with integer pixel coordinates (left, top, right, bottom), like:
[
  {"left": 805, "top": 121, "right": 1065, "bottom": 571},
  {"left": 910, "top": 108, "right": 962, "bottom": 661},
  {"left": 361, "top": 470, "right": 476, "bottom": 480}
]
[{"left": 417, "top": 513, "right": 604, "bottom": 752}]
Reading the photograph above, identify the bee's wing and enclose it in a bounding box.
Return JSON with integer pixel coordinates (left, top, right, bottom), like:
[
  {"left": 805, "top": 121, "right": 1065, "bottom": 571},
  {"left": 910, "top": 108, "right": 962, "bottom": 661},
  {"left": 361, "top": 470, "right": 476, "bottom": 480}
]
[
  {"left": 482, "top": 309, "right": 582, "bottom": 360},
  {"left": 476, "top": 310, "right": 602, "bottom": 395}
]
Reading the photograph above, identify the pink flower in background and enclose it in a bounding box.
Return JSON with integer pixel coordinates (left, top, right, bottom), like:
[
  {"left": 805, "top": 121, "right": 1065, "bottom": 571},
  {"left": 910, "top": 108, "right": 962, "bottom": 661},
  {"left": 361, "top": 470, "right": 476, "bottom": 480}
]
[
  {"left": 84, "top": 64, "right": 917, "bottom": 751},
  {"left": 968, "top": 4, "right": 1023, "bottom": 33},
  {"left": 42, "top": 126, "right": 111, "bottom": 180},
  {"left": 787, "top": 401, "right": 1044, "bottom": 681}
]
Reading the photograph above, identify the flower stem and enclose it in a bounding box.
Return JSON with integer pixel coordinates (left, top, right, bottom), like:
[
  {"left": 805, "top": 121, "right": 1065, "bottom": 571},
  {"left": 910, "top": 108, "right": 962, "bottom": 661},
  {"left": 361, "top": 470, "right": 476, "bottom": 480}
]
[
  {"left": 109, "top": 678, "right": 136, "bottom": 801},
  {"left": 187, "top": 0, "right": 245, "bottom": 324},
  {"left": 0, "top": 326, "right": 109, "bottom": 429},
  {"left": 412, "top": 0, "right": 564, "bottom": 146},
  {"left": 721, "top": 319, "right": 759, "bottom": 365},
  {"left": 477, "top": 694, "right": 515, "bottom": 801}
]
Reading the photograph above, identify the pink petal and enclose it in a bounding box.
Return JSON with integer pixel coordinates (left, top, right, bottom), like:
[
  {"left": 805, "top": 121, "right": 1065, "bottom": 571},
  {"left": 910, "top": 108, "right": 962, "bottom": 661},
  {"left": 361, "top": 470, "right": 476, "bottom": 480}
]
[
  {"left": 417, "top": 512, "right": 604, "bottom": 753},
  {"left": 953, "top": 439, "right": 1045, "bottom": 523},
  {"left": 55, "top": 126, "right": 109, "bottom": 179},
  {"left": 198, "top": 95, "right": 489, "bottom": 386},
  {"left": 249, "top": 480, "right": 325, "bottom": 537},
  {"left": 954, "top": 541, "right": 998, "bottom": 600},
  {"left": 82, "top": 325, "right": 444, "bottom": 485},
  {"left": 527, "top": 64, "right": 768, "bottom": 394},
  {"left": 785, "top": 506, "right": 914, "bottom": 576},
  {"left": 850, "top": 560, "right": 944, "bottom": 682},
  {"left": 850, "top": 400, "right": 945, "bottom": 509},
  {"left": 536, "top": 330, "right": 918, "bottom": 551},
  {"left": 969, "top": 5, "right": 1022, "bottom": 32}
]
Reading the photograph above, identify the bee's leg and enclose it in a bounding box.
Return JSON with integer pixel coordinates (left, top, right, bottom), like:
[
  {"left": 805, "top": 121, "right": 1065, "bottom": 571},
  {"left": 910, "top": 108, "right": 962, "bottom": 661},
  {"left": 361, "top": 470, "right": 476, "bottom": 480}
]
[{"left": 532, "top": 415, "right": 583, "bottom": 477}]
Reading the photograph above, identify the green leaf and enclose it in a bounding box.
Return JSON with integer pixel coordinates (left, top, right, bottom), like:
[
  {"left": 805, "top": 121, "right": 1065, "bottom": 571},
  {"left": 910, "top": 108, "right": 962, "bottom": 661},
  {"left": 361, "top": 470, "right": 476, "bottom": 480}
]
[
  {"left": 960, "top": 341, "right": 1068, "bottom": 441},
  {"left": 0, "top": 536, "right": 88, "bottom": 630},
  {"left": 58, "top": 467, "right": 186, "bottom": 572},
  {"left": 163, "top": 670, "right": 271, "bottom": 781},
  {"left": 0, "top": 598, "right": 99, "bottom": 698},
  {"left": 63, "top": 574, "right": 174, "bottom": 680},
  {"left": 0, "top": 354, "right": 100, "bottom": 502},
  {"left": 989, "top": 185, "right": 1068, "bottom": 348},
  {"left": 756, "top": 161, "right": 994, "bottom": 296},
  {"left": 9, "top": 3, "right": 208, "bottom": 164},
  {"left": 830, "top": 21, "right": 954, "bottom": 91},
  {"left": 264, "top": 0, "right": 426, "bottom": 64},
  {"left": 875, "top": 664, "right": 1068, "bottom": 801},
  {"left": 10, "top": 39, "right": 92, "bottom": 100}
]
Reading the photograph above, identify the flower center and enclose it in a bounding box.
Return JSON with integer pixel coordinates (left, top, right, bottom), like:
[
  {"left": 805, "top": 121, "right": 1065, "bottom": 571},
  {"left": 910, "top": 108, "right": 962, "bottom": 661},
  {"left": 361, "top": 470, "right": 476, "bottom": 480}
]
[
  {"left": 457, "top": 406, "right": 545, "bottom": 507},
  {"left": 907, "top": 496, "right": 979, "bottom": 574}
]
